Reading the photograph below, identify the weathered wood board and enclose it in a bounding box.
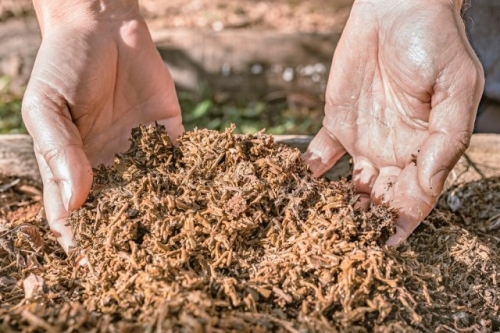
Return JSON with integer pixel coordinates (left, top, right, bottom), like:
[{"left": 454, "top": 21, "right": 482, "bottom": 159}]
[
  {"left": 0, "top": 18, "right": 338, "bottom": 97},
  {"left": 0, "top": 134, "right": 40, "bottom": 184},
  {"left": 1, "top": 134, "right": 499, "bottom": 188},
  {"left": 152, "top": 29, "right": 339, "bottom": 97}
]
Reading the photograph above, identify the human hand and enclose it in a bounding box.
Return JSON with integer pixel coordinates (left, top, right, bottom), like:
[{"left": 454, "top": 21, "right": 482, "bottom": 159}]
[
  {"left": 303, "top": 0, "right": 484, "bottom": 246},
  {"left": 22, "top": 0, "right": 184, "bottom": 253}
]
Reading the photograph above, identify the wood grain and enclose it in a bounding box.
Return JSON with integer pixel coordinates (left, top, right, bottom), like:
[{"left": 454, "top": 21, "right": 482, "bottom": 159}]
[{"left": 0, "top": 134, "right": 498, "bottom": 187}]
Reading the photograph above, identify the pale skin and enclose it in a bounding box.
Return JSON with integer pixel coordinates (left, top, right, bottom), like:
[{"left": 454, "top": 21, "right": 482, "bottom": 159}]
[
  {"left": 23, "top": 0, "right": 184, "bottom": 252},
  {"left": 303, "top": 0, "right": 484, "bottom": 245},
  {"left": 22, "top": 0, "right": 484, "bottom": 252}
]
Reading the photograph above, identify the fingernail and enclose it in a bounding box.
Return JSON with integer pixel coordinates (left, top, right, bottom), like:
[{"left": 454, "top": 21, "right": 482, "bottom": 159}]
[
  {"left": 386, "top": 227, "right": 406, "bottom": 248},
  {"left": 55, "top": 229, "right": 74, "bottom": 254},
  {"left": 430, "top": 169, "right": 448, "bottom": 196},
  {"left": 59, "top": 181, "right": 73, "bottom": 211}
]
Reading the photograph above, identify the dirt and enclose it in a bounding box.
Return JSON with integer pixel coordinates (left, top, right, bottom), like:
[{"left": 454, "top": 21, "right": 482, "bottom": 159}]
[
  {"left": 0, "top": 176, "right": 41, "bottom": 221},
  {"left": 0, "top": 0, "right": 351, "bottom": 119},
  {"left": 0, "top": 0, "right": 352, "bottom": 33},
  {"left": 141, "top": 0, "right": 353, "bottom": 34},
  {"left": 1, "top": 125, "right": 500, "bottom": 332}
]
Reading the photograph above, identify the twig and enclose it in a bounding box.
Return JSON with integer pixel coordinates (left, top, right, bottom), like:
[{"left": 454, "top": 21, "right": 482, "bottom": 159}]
[
  {"left": 463, "top": 153, "right": 486, "bottom": 179},
  {"left": 21, "top": 310, "right": 59, "bottom": 333}
]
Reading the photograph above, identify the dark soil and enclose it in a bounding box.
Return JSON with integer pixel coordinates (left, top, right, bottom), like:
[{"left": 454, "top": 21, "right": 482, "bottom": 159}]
[{"left": 1, "top": 125, "right": 500, "bottom": 332}]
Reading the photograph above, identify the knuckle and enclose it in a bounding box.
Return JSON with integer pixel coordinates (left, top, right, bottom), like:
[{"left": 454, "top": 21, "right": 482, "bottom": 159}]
[
  {"left": 452, "top": 130, "right": 471, "bottom": 153},
  {"left": 463, "top": 57, "right": 485, "bottom": 91},
  {"left": 396, "top": 194, "right": 434, "bottom": 220},
  {"left": 21, "top": 93, "right": 40, "bottom": 119},
  {"left": 22, "top": 82, "right": 67, "bottom": 116},
  {"left": 42, "top": 146, "right": 64, "bottom": 168}
]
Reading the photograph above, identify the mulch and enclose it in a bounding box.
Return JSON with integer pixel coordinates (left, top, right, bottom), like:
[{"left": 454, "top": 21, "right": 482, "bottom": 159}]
[{"left": 1, "top": 125, "right": 499, "bottom": 332}]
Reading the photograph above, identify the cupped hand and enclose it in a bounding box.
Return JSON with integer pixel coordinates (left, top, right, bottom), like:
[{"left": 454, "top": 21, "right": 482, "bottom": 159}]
[
  {"left": 22, "top": 3, "right": 184, "bottom": 253},
  {"left": 303, "top": 0, "right": 484, "bottom": 246}
]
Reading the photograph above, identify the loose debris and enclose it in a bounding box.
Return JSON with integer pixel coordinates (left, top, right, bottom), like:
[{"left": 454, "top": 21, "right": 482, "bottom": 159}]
[{"left": 1, "top": 125, "right": 499, "bottom": 332}]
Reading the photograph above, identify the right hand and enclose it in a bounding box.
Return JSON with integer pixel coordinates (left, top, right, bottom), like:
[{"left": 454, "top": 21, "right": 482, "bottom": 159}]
[
  {"left": 303, "top": 0, "right": 484, "bottom": 246},
  {"left": 22, "top": 1, "right": 184, "bottom": 253}
]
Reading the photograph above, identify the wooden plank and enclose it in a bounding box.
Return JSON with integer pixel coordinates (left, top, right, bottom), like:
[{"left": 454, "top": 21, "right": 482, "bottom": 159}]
[
  {"left": 0, "top": 22, "right": 338, "bottom": 97},
  {"left": 274, "top": 135, "right": 351, "bottom": 180},
  {"left": 0, "top": 134, "right": 40, "bottom": 184},
  {"left": 153, "top": 29, "right": 339, "bottom": 97},
  {"left": 1, "top": 134, "right": 498, "bottom": 187}
]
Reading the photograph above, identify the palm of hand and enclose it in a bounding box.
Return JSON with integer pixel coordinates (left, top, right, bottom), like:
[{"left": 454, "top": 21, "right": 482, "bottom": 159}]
[
  {"left": 23, "top": 19, "right": 183, "bottom": 251},
  {"left": 30, "top": 20, "right": 182, "bottom": 166},
  {"left": 305, "top": 1, "right": 484, "bottom": 245}
]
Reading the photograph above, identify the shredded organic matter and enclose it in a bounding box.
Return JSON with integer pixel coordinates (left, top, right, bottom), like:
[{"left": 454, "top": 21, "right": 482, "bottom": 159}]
[{"left": 1, "top": 125, "right": 499, "bottom": 332}]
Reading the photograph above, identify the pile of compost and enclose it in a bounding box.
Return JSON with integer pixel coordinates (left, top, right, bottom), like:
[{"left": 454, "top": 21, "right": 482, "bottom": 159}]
[{"left": 1, "top": 125, "right": 500, "bottom": 332}]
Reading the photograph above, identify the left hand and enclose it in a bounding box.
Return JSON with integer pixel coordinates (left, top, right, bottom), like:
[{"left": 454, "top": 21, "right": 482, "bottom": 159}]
[{"left": 22, "top": 0, "right": 184, "bottom": 253}]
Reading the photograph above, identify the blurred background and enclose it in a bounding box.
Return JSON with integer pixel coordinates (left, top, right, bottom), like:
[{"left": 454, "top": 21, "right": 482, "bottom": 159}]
[{"left": 0, "top": 0, "right": 354, "bottom": 135}]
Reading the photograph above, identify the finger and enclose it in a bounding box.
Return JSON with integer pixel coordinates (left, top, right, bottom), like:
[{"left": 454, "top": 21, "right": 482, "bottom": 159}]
[
  {"left": 417, "top": 132, "right": 467, "bottom": 197},
  {"left": 302, "top": 127, "right": 346, "bottom": 177},
  {"left": 154, "top": 115, "right": 184, "bottom": 145},
  {"left": 418, "top": 58, "right": 484, "bottom": 196},
  {"left": 34, "top": 150, "right": 74, "bottom": 253},
  {"left": 351, "top": 157, "right": 379, "bottom": 210},
  {"left": 386, "top": 163, "right": 436, "bottom": 247},
  {"left": 22, "top": 86, "right": 93, "bottom": 211},
  {"left": 22, "top": 85, "right": 93, "bottom": 253}
]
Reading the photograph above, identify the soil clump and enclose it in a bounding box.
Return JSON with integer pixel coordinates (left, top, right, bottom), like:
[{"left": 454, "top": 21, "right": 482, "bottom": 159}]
[{"left": 1, "top": 125, "right": 500, "bottom": 332}]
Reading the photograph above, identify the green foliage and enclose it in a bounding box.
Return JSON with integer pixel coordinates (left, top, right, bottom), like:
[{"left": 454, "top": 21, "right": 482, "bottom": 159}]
[
  {"left": 0, "top": 78, "right": 321, "bottom": 136},
  {"left": 179, "top": 87, "right": 322, "bottom": 135},
  {"left": 0, "top": 76, "right": 26, "bottom": 134}
]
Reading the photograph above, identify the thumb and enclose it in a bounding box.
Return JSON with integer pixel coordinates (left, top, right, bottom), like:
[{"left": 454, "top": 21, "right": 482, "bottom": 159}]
[
  {"left": 417, "top": 131, "right": 469, "bottom": 197},
  {"left": 417, "top": 40, "right": 484, "bottom": 195},
  {"left": 418, "top": 67, "right": 483, "bottom": 196},
  {"left": 302, "top": 127, "right": 346, "bottom": 177},
  {"left": 22, "top": 85, "right": 92, "bottom": 253}
]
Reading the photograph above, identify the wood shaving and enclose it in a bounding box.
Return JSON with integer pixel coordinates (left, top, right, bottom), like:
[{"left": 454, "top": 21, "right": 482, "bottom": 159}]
[{"left": 1, "top": 125, "right": 499, "bottom": 332}]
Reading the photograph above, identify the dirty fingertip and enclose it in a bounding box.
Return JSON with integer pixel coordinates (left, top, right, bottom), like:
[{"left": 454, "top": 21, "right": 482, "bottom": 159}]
[
  {"left": 50, "top": 221, "right": 74, "bottom": 255},
  {"left": 353, "top": 194, "right": 370, "bottom": 211},
  {"left": 386, "top": 226, "right": 408, "bottom": 248},
  {"left": 302, "top": 127, "right": 346, "bottom": 177},
  {"left": 302, "top": 150, "right": 330, "bottom": 178},
  {"left": 58, "top": 234, "right": 74, "bottom": 255}
]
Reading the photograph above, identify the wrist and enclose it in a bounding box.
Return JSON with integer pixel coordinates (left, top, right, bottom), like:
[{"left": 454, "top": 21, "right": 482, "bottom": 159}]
[{"left": 33, "top": 0, "right": 141, "bottom": 34}]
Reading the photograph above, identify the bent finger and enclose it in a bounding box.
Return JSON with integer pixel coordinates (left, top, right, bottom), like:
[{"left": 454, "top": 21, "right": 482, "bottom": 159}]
[
  {"left": 302, "top": 127, "right": 346, "bottom": 178},
  {"left": 351, "top": 156, "right": 379, "bottom": 210},
  {"left": 154, "top": 115, "right": 184, "bottom": 145},
  {"left": 386, "top": 163, "right": 436, "bottom": 247},
  {"left": 418, "top": 57, "right": 484, "bottom": 196},
  {"left": 22, "top": 84, "right": 93, "bottom": 212},
  {"left": 35, "top": 150, "right": 74, "bottom": 253}
]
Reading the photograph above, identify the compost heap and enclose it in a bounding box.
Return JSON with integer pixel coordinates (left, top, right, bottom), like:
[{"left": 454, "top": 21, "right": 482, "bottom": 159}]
[{"left": 1, "top": 125, "right": 500, "bottom": 333}]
